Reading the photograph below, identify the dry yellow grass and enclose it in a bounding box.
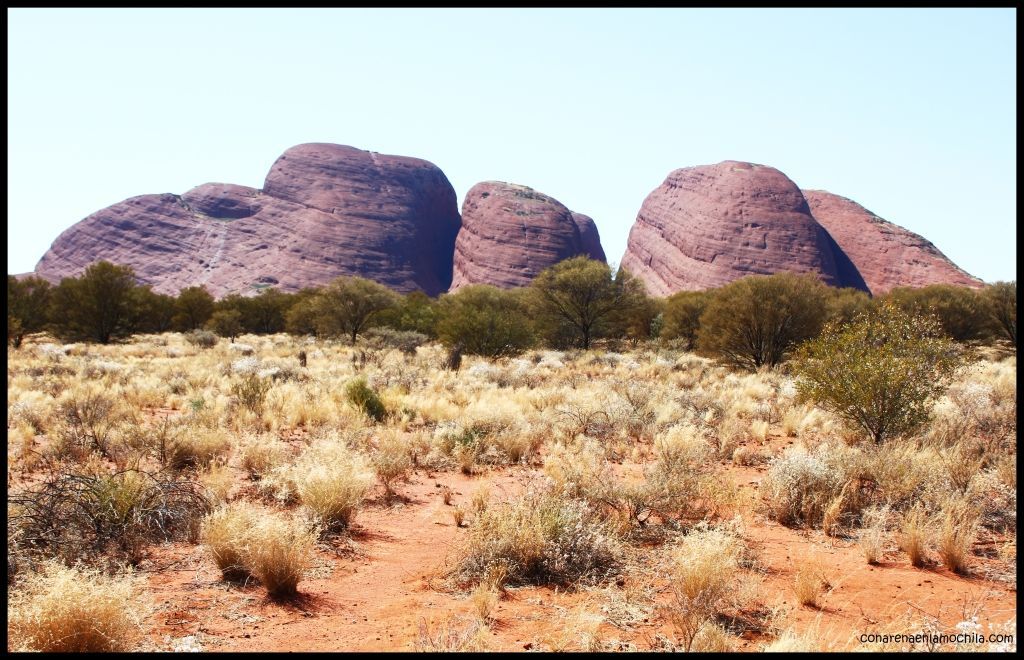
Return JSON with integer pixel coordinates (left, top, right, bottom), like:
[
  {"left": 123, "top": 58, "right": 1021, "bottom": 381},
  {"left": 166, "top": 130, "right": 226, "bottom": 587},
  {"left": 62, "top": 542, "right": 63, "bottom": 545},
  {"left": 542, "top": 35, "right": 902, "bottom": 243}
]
[
  {"left": 5, "top": 332, "right": 1017, "bottom": 651},
  {"left": 7, "top": 561, "right": 150, "bottom": 652}
]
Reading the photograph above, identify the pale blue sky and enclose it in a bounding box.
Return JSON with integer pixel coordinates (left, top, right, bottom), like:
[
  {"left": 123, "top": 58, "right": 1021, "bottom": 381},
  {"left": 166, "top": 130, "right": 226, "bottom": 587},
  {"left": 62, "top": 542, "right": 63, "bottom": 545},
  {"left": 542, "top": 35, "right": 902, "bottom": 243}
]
[{"left": 7, "top": 8, "right": 1017, "bottom": 282}]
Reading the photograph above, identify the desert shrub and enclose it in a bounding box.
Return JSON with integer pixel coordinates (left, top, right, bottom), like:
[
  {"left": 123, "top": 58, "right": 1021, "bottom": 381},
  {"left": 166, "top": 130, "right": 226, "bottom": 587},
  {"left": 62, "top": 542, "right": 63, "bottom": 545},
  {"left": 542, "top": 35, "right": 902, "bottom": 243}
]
[
  {"left": 308, "top": 276, "right": 400, "bottom": 344},
  {"left": 49, "top": 261, "right": 139, "bottom": 344},
  {"left": 543, "top": 438, "right": 611, "bottom": 500},
  {"left": 435, "top": 284, "right": 535, "bottom": 357},
  {"left": 858, "top": 506, "right": 891, "bottom": 564},
  {"left": 936, "top": 497, "right": 979, "bottom": 575},
  {"left": 231, "top": 373, "right": 273, "bottom": 414},
  {"left": 415, "top": 616, "right": 489, "bottom": 652},
  {"left": 660, "top": 290, "right": 709, "bottom": 349},
  {"left": 794, "top": 303, "right": 964, "bottom": 444},
  {"left": 824, "top": 286, "right": 874, "bottom": 326},
  {"left": 884, "top": 284, "right": 994, "bottom": 342},
  {"left": 7, "top": 561, "right": 149, "bottom": 652},
  {"left": 982, "top": 281, "right": 1016, "bottom": 344},
  {"left": 361, "top": 327, "right": 428, "bottom": 356},
  {"left": 184, "top": 329, "right": 217, "bottom": 349},
  {"left": 205, "top": 309, "right": 243, "bottom": 341},
  {"left": 284, "top": 440, "right": 375, "bottom": 530},
  {"left": 8, "top": 469, "right": 210, "bottom": 566},
  {"left": 899, "top": 505, "right": 930, "bottom": 568},
  {"left": 457, "top": 488, "right": 620, "bottom": 588},
  {"left": 54, "top": 390, "right": 123, "bottom": 461},
  {"left": 198, "top": 463, "right": 234, "bottom": 504},
  {"left": 793, "top": 558, "right": 828, "bottom": 607},
  {"left": 346, "top": 376, "right": 387, "bottom": 422},
  {"left": 7, "top": 275, "right": 52, "bottom": 348},
  {"left": 173, "top": 286, "right": 215, "bottom": 331},
  {"left": 168, "top": 428, "right": 231, "bottom": 470},
  {"left": 697, "top": 273, "right": 829, "bottom": 370},
  {"left": 375, "top": 290, "right": 439, "bottom": 338},
  {"left": 545, "top": 426, "right": 726, "bottom": 531}
]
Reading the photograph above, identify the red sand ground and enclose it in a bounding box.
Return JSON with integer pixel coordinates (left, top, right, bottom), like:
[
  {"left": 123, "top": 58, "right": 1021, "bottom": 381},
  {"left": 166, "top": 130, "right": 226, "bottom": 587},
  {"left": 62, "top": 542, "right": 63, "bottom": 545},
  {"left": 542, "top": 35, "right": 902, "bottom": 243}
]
[{"left": 138, "top": 434, "right": 1016, "bottom": 652}]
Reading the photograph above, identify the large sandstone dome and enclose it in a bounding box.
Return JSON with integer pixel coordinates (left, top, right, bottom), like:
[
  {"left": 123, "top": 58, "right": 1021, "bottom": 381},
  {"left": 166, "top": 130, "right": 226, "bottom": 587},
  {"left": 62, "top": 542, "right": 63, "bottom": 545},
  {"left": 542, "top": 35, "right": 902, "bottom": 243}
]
[
  {"left": 620, "top": 161, "right": 845, "bottom": 296},
  {"left": 802, "top": 190, "right": 983, "bottom": 295},
  {"left": 450, "top": 181, "right": 606, "bottom": 290},
  {"left": 621, "top": 160, "right": 981, "bottom": 296},
  {"left": 34, "top": 143, "right": 461, "bottom": 297}
]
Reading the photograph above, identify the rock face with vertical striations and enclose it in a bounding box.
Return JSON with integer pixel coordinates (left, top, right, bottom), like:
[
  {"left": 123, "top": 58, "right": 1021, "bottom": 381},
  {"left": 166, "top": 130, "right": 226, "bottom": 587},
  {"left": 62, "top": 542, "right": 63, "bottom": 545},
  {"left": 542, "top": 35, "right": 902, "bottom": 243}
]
[
  {"left": 803, "top": 189, "right": 983, "bottom": 295},
  {"left": 33, "top": 143, "right": 462, "bottom": 297},
  {"left": 450, "top": 181, "right": 606, "bottom": 290},
  {"left": 620, "top": 161, "right": 845, "bottom": 296}
]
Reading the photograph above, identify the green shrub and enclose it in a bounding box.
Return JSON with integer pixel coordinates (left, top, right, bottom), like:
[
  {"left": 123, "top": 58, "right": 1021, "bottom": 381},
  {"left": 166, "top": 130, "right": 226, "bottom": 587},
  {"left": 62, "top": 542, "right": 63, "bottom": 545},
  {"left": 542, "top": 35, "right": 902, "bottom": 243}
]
[
  {"left": 436, "top": 285, "right": 535, "bottom": 357},
  {"left": 660, "top": 290, "right": 709, "bottom": 349},
  {"left": 884, "top": 285, "right": 993, "bottom": 342},
  {"left": 231, "top": 373, "right": 272, "bottom": 414},
  {"left": 793, "top": 302, "right": 964, "bottom": 443},
  {"left": 345, "top": 376, "right": 387, "bottom": 422},
  {"left": 205, "top": 309, "right": 243, "bottom": 341},
  {"left": 697, "top": 273, "right": 829, "bottom": 370},
  {"left": 982, "top": 281, "right": 1016, "bottom": 345}
]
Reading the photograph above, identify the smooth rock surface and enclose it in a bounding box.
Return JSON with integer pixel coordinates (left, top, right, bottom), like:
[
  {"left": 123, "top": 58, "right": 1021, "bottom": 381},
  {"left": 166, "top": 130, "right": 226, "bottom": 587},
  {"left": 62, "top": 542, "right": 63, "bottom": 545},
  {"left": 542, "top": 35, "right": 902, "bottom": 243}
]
[
  {"left": 35, "top": 143, "right": 461, "bottom": 297},
  {"left": 620, "top": 161, "right": 844, "bottom": 296},
  {"left": 804, "top": 189, "right": 983, "bottom": 295},
  {"left": 450, "top": 182, "right": 605, "bottom": 289}
]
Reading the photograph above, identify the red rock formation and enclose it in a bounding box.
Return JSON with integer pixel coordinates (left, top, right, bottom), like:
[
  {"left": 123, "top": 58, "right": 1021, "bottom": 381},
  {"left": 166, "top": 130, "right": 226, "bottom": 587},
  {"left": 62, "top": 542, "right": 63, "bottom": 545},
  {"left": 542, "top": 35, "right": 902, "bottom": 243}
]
[
  {"left": 621, "top": 161, "right": 844, "bottom": 296},
  {"left": 34, "top": 143, "right": 461, "bottom": 297},
  {"left": 450, "top": 182, "right": 606, "bottom": 290},
  {"left": 803, "top": 190, "right": 983, "bottom": 295},
  {"left": 571, "top": 213, "right": 606, "bottom": 262}
]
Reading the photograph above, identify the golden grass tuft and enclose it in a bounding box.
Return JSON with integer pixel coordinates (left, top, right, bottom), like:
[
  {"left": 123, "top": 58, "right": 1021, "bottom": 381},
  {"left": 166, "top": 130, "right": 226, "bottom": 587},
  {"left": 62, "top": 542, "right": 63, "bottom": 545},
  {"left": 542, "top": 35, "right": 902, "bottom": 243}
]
[
  {"left": 7, "top": 561, "right": 149, "bottom": 652},
  {"left": 899, "top": 505, "right": 930, "bottom": 568}
]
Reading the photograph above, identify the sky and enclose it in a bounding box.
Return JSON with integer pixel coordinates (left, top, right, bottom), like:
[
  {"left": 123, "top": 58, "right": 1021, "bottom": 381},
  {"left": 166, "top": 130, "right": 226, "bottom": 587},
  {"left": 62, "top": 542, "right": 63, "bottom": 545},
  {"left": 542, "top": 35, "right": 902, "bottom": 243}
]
[{"left": 7, "top": 8, "right": 1017, "bottom": 283}]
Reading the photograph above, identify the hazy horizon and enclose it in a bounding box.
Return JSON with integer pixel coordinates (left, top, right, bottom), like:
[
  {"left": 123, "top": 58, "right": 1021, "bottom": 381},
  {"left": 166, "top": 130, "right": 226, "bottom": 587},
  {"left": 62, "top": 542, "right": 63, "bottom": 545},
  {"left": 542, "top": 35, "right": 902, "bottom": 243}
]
[{"left": 7, "top": 8, "right": 1017, "bottom": 283}]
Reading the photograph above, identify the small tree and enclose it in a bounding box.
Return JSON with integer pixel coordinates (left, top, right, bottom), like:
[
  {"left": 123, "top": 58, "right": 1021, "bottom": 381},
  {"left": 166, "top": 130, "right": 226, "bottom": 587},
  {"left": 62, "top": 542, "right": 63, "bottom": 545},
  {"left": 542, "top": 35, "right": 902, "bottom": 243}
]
[
  {"left": 7, "top": 275, "right": 52, "bottom": 347},
  {"left": 660, "top": 290, "right": 709, "bottom": 349},
  {"left": 793, "top": 303, "right": 964, "bottom": 444},
  {"left": 50, "top": 261, "right": 139, "bottom": 344},
  {"left": 696, "top": 273, "right": 829, "bottom": 370},
  {"left": 312, "top": 277, "right": 399, "bottom": 344},
  {"left": 530, "top": 256, "right": 646, "bottom": 349},
  {"left": 982, "top": 281, "right": 1016, "bottom": 345},
  {"left": 206, "top": 309, "right": 243, "bottom": 342},
  {"left": 436, "top": 285, "right": 534, "bottom": 357},
  {"left": 173, "top": 286, "right": 215, "bottom": 331}
]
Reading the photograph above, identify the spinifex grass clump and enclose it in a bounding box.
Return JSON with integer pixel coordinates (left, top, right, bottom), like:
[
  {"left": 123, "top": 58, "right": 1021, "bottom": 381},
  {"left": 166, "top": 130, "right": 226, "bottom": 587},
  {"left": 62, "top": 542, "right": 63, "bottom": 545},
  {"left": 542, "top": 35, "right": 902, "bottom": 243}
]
[
  {"left": 8, "top": 561, "right": 149, "bottom": 652},
  {"left": 288, "top": 439, "right": 375, "bottom": 530},
  {"left": 200, "top": 502, "right": 318, "bottom": 598},
  {"left": 457, "top": 488, "right": 620, "bottom": 588}
]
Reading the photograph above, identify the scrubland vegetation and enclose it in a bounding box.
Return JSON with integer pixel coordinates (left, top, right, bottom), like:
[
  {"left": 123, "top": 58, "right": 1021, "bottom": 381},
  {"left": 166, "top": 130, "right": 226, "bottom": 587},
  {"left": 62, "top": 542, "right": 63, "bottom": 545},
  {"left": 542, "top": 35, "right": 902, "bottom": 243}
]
[{"left": 6, "top": 261, "right": 1017, "bottom": 651}]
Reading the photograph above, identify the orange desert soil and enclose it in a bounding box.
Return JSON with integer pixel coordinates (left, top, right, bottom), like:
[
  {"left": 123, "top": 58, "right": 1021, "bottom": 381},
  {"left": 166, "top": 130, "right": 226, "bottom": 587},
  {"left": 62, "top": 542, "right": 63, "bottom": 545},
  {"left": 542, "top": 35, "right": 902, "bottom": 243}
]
[{"left": 140, "top": 436, "right": 1016, "bottom": 652}]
